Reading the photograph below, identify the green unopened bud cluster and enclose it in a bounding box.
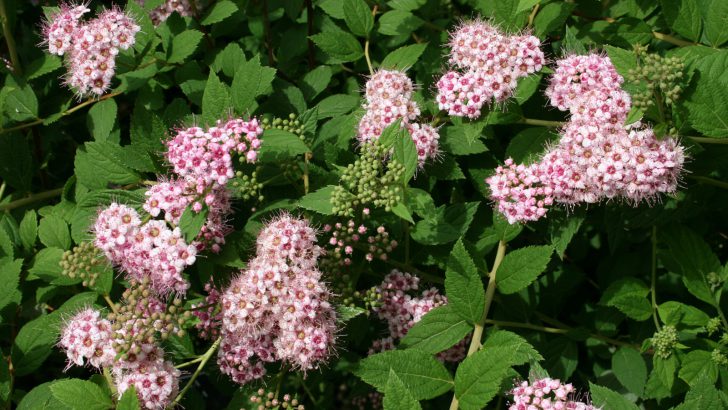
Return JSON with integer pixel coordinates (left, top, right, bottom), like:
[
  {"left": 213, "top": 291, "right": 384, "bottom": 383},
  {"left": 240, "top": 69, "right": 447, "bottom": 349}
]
[
  {"left": 627, "top": 47, "right": 685, "bottom": 111},
  {"left": 712, "top": 348, "right": 728, "bottom": 367},
  {"left": 232, "top": 170, "right": 264, "bottom": 202},
  {"left": 652, "top": 325, "right": 678, "bottom": 359},
  {"left": 331, "top": 142, "right": 404, "bottom": 217},
  {"left": 60, "top": 242, "right": 105, "bottom": 288},
  {"left": 707, "top": 271, "right": 723, "bottom": 292},
  {"left": 262, "top": 114, "right": 305, "bottom": 141},
  {"left": 108, "top": 278, "right": 191, "bottom": 357},
  {"left": 249, "top": 388, "right": 304, "bottom": 410},
  {"left": 706, "top": 317, "right": 722, "bottom": 336}
]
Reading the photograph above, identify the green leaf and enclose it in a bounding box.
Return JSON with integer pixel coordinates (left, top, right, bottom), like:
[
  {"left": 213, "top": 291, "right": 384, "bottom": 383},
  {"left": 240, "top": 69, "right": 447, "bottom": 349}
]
[
  {"left": 388, "top": 202, "right": 412, "bottom": 224},
  {"left": 344, "top": 0, "right": 373, "bottom": 37},
  {"left": 482, "top": 330, "right": 543, "bottom": 363},
  {"left": 17, "top": 382, "right": 68, "bottom": 410},
  {"left": 200, "top": 0, "right": 238, "bottom": 25},
  {"left": 612, "top": 348, "right": 647, "bottom": 396},
  {"left": 394, "top": 130, "right": 418, "bottom": 183},
  {"left": 315, "top": 94, "right": 360, "bottom": 118},
  {"left": 301, "top": 66, "right": 332, "bottom": 101},
  {"left": 440, "top": 125, "right": 488, "bottom": 156},
  {"left": 0, "top": 258, "right": 22, "bottom": 311},
  {"left": 533, "top": 3, "right": 575, "bottom": 38},
  {"left": 549, "top": 212, "right": 584, "bottom": 259},
  {"left": 563, "top": 26, "right": 587, "bottom": 55},
  {"left": 505, "top": 127, "right": 555, "bottom": 164},
  {"left": 310, "top": 29, "right": 364, "bottom": 63},
  {"left": 444, "top": 239, "right": 485, "bottom": 324},
  {"left": 600, "top": 278, "right": 653, "bottom": 321},
  {"left": 19, "top": 210, "right": 38, "bottom": 251},
  {"left": 388, "top": 0, "right": 427, "bottom": 11},
  {"left": 87, "top": 99, "right": 117, "bottom": 141},
  {"left": 658, "top": 301, "right": 710, "bottom": 327},
  {"left": 513, "top": 73, "right": 543, "bottom": 104},
  {"left": 179, "top": 206, "right": 208, "bottom": 243},
  {"left": 673, "top": 374, "right": 727, "bottom": 409},
  {"left": 258, "top": 129, "right": 310, "bottom": 162},
  {"left": 355, "top": 349, "right": 453, "bottom": 400},
  {"left": 604, "top": 45, "right": 637, "bottom": 78},
  {"left": 685, "top": 51, "right": 728, "bottom": 138},
  {"left": 660, "top": 225, "right": 721, "bottom": 306},
  {"left": 74, "top": 141, "right": 141, "bottom": 189},
  {"left": 117, "top": 387, "right": 140, "bottom": 410},
  {"left": 411, "top": 202, "right": 480, "bottom": 245},
  {"left": 496, "top": 245, "right": 553, "bottom": 294},
  {"left": 660, "top": 0, "right": 702, "bottom": 42},
  {"left": 454, "top": 340, "right": 532, "bottom": 410},
  {"left": 589, "top": 383, "right": 640, "bottom": 410},
  {"left": 318, "top": 0, "right": 345, "bottom": 19},
  {"left": 4, "top": 79, "right": 38, "bottom": 122},
  {"left": 383, "top": 370, "right": 422, "bottom": 410},
  {"left": 701, "top": 0, "right": 728, "bottom": 47},
  {"left": 167, "top": 29, "right": 204, "bottom": 64},
  {"left": 201, "top": 71, "right": 232, "bottom": 125},
  {"left": 231, "top": 55, "right": 276, "bottom": 113},
  {"left": 211, "top": 43, "right": 246, "bottom": 78},
  {"left": 38, "top": 215, "right": 71, "bottom": 250},
  {"left": 653, "top": 354, "right": 678, "bottom": 391},
  {"left": 50, "top": 379, "right": 113, "bottom": 410},
  {"left": 380, "top": 43, "right": 428, "bottom": 70},
  {"left": 378, "top": 10, "right": 424, "bottom": 36},
  {"left": 25, "top": 54, "right": 63, "bottom": 80},
  {"left": 399, "top": 305, "right": 473, "bottom": 354},
  {"left": 298, "top": 186, "right": 336, "bottom": 215},
  {"left": 678, "top": 350, "right": 718, "bottom": 386},
  {"left": 337, "top": 305, "right": 367, "bottom": 323}
]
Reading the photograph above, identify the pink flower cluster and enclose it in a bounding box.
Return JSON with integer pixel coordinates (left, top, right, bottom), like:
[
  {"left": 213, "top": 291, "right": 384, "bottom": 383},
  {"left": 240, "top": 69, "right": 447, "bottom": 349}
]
[
  {"left": 436, "top": 19, "right": 544, "bottom": 119},
  {"left": 43, "top": 3, "right": 139, "bottom": 97},
  {"left": 59, "top": 308, "right": 179, "bottom": 410},
  {"left": 322, "top": 219, "right": 398, "bottom": 267},
  {"left": 115, "top": 359, "right": 180, "bottom": 410},
  {"left": 94, "top": 203, "right": 196, "bottom": 295},
  {"left": 144, "top": 178, "right": 232, "bottom": 253},
  {"left": 509, "top": 378, "right": 598, "bottom": 410},
  {"left": 137, "top": 0, "right": 195, "bottom": 25},
  {"left": 58, "top": 308, "right": 115, "bottom": 370},
  {"left": 191, "top": 280, "right": 222, "bottom": 340},
  {"left": 357, "top": 69, "right": 440, "bottom": 166},
  {"left": 219, "top": 214, "right": 337, "bottom": 385},
  {"left": 370, "top": 270, "right": 468, "bottom": 362},
  {"left": 487, "top": 54, "right": 685, "bottom": 224},
  {"left": 166, "top": 118, "right": 263, "bottom": 187}
]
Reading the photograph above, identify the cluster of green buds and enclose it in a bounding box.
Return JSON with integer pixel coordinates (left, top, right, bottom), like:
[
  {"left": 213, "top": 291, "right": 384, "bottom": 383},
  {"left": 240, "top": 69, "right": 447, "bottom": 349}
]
[
  {"left": 706, "top": 317, "right": 723, "bottom": 336},
  {"left": 627, "top": 45, "right": 685, "bottom": 112},
  {"left": 331, "top": 141, "right": 404, "bottom": 217},
  {"left": 249, "top": 388, "right": 304, "bottom": 410},
  {"left": 108, "top": 278, "right": 191, "bottom": 357},
  {"left": 707, "top": 271, "right": 723, "bottom": 292},
  {"left": 262, "top": 114, "right": 305, "bottom": 141},
  {"left": 712, "top": 348, "right": 728, "bottom": 367},
  {"left": 231, "top": 170, "right": 264, "bottom": 202},
  {"left": 60, "top": 241, "right": 106, "bottom": 287},
  {"left": 651, "top": 325, "right": 678, "bottom": 359},
  {"left": 280, "top": 160, "right": 303, "bottom": 183}
]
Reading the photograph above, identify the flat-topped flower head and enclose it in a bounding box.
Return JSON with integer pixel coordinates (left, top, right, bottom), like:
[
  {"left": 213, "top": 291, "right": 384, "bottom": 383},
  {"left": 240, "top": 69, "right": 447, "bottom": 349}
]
[
  {"left": 42, "top": 2, "right": 139, "bottom": 97},
  {"left": 436, "top": 19, "right": 545, "bottom": 119},
  {"left": 59, "top": 307, "right": 115, "bottom": 370},
  {"left": 509, "top": 378, "right": 599, "bottom": 410}
]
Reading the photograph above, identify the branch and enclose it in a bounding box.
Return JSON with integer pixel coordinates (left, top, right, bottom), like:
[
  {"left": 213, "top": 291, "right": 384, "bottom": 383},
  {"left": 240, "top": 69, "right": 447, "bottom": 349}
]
[
  {"left": 652, "top": 31, "right": 696, "bottom": 47},
  {"left": 0, "top": 187, "right": 63, "bottom": 212},
  {"left": 170, "top": 337, "right": 221, "bottom": 408},
  {"left": 0, "top": 0, "right": 21, "bottom": 75}
]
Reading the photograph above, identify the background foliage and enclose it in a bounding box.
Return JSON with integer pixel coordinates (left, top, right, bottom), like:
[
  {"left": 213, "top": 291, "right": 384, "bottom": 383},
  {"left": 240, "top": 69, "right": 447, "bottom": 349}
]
[{"left": 1, "top": 0, "right": 728, "bottom": 409}]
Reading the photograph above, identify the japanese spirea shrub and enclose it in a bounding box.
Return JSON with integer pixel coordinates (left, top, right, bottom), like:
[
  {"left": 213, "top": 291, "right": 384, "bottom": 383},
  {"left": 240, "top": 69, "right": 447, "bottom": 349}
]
[{"left": 4, "top": 1, "right": 728, "bottom": 410}]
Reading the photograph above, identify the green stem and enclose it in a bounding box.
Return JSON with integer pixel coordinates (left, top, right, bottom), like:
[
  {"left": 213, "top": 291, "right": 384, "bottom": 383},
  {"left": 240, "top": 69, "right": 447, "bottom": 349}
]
[
  {"left": 0, "top": 0, "right": 21, "bottom": 75},
  {"left": 484, "top": 319, "right": 568, "bottom": 334},
  {"left": 363, "top": 6, "right": 378, "bottom": 75},
  {"left": 175, "top": 356, "right": 205, "bottom": 369},
  {"left": 527, "top": 4, "right": 540, "bottom": 28},
  {"left": 652, "top": 31, "right": 696, "bottom": 47},
  {"left": 449, "top": 240, "right": 506, "bottom": 410},
  {"left": 688, "top": 136, "right": 728, "bottom": 145},
  {"left": 103, "top": 367, "right": 116, "bottom": 396},
  {"left": 651, "top": 226, "right": 661, "bottom": 331},
  {"left": 689, "top": 175, "right": 728, "bottom": 190},
  {"left": 0, "top": 187, "right": 63, "bottom": 212},
  {"left": 0, "top": 91, "right": 122, "bottom": 135},
  {"left": 274, "top": 364, "right": 290, "bottom": 400},
  {"left": 520, "top": 117, "right": 563, "bottom": 128},
  {"left": 0, "top": 181, "right": 6, "bottom": 202},
  {"left": 169, "top": 337, "right": 221, "bottom": 408}
]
